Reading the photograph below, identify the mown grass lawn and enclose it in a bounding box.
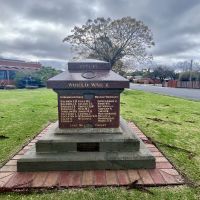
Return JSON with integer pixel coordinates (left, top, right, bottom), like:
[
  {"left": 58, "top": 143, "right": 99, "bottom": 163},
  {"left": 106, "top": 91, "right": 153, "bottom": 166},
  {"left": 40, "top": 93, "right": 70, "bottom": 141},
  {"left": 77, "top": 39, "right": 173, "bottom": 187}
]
[
  {"left": 0, "top": 89, "right": 57, "bottom": 165},
  {"left": 0, "top": 88, "right": 200, "bottom": 200}
]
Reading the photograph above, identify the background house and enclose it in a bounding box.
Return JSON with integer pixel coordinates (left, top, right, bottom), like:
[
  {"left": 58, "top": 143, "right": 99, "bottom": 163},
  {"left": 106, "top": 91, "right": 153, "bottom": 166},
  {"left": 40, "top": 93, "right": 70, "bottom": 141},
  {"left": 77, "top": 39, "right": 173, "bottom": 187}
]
[{"left": 0, "top": 58, "right": 41, "bottom": 87}]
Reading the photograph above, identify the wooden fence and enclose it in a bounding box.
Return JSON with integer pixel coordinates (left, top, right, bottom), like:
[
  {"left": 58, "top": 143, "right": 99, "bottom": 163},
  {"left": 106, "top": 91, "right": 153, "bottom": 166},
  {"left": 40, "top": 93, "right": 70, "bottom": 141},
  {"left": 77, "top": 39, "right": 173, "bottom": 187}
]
[{"left": 166, "top": 80, "right": 200, "bottom": 89}]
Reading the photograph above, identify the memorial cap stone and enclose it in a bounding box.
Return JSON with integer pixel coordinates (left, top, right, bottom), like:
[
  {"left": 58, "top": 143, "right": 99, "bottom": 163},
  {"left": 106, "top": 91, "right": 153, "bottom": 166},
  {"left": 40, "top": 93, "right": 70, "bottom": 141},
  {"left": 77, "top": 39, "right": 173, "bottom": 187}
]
[{"left": 47, "top": 59, "right": 129, "bottom": 89}]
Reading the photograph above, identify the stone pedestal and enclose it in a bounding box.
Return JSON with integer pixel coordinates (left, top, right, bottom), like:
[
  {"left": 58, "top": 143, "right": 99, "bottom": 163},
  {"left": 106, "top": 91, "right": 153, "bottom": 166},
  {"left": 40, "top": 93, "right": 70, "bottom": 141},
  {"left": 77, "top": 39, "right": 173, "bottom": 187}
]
[
  {"left": 17, "top": 59, "right": 155, "bottom": 171},
  {"left": 17, "top": 118, "right": 155, "bottom": 171}
]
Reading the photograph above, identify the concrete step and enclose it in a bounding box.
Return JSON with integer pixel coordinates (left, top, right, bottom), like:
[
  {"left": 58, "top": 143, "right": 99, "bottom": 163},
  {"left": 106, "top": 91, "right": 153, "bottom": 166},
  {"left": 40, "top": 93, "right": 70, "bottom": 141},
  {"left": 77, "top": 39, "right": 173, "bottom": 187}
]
[
  {"left": 17, "top": 118, "right": 156, "bottom": 172},
  {"left": 36, "top": 119, "right": 140, "bottom": 153},
  {"left": 17, "top": 143, "right": 155, "bottom": 171},
  {"left": 36, "top": 140, "right": 140, "bottom": 153}
]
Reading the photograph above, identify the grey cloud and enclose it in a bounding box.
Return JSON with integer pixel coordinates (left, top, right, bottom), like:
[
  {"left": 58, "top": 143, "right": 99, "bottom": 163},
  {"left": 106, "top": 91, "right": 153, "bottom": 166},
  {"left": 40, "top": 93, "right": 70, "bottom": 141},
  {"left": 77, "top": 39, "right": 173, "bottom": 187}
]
[
  {"left": 0, "top": 0, "right": 98, "bottom": 26},
  {"left": 0, "top": 29, "right": 71, "bottom": 60},
  {"left": 0, "top": 0, "right": 200, "bottom": 65},
  {"left": 152, "top": 35, "right": 200, "bottom": 56}
]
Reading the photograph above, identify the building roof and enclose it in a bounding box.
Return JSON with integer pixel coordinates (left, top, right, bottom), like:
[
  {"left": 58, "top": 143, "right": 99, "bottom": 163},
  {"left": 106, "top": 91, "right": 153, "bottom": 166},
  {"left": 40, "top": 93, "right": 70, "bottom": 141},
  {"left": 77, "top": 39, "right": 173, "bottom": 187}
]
[{"left": 0, "top": 58, "right": 42, "bottom": 71}]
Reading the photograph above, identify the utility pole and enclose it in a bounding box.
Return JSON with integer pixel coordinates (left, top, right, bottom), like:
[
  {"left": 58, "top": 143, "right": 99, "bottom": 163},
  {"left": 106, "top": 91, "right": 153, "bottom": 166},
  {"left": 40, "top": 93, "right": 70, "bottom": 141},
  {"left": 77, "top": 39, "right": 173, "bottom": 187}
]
[
  {"left": 6, "top": 70, "right": 10, "bottom": 85},
  {"left": 189, "top": 59, "right": 193, "bottom": 88}
]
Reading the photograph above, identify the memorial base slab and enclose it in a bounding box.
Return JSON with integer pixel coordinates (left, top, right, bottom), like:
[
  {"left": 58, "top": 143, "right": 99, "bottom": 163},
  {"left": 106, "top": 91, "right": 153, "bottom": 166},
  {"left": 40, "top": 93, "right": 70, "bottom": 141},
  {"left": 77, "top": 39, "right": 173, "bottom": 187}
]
[{"left": 17, "top": 118, "right": 155, "bottom": 172}]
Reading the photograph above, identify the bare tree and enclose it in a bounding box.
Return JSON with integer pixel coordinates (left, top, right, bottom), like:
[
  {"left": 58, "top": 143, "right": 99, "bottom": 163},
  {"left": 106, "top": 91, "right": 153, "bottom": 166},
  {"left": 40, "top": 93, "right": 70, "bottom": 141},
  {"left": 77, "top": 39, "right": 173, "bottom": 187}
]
[
  {"left": 149, "top": 66, "right": 176, "bottom": 85},
  {"left": 174, "top": 61, "right": 200, "bottom": 72},
  {"left": 63, "top": 17, "right": 154, "bottom": 67}
]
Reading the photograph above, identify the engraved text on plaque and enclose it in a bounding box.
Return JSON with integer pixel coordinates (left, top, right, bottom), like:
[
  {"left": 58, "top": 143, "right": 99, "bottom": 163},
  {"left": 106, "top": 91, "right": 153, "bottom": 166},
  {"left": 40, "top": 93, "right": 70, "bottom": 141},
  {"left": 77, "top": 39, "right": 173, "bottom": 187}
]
[{"left": 59, "top": 95, "right": 119, "bottom": 128}]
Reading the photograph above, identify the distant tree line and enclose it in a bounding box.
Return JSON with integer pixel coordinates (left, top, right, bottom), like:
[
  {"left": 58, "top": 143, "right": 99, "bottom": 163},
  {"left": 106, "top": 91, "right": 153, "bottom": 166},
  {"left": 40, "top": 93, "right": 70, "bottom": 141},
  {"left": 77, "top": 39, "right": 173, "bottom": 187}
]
[
  {"left": 117, "top": 61, "right": 200, "bottom": 84},
  {"left": 179, "top": 71, "right": 200, "bottom": 81}
]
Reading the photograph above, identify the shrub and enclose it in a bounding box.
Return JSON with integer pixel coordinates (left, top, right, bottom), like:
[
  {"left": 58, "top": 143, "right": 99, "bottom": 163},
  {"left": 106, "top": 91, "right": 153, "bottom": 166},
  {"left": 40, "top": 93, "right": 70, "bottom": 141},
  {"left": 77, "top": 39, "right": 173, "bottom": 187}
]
[
  {"left": 14, "top": 67, "right": 61, "bottom": 88},
  {"left": 179, "top": 71, "right": 200, "bottom": 81}
]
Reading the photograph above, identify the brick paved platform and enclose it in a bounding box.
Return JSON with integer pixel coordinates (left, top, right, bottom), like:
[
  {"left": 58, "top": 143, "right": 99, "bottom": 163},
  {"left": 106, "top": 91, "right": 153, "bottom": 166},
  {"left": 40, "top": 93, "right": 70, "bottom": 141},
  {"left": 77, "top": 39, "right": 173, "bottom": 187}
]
[{"left": 0, "top": 122, "right": 184, "bottom": 190}]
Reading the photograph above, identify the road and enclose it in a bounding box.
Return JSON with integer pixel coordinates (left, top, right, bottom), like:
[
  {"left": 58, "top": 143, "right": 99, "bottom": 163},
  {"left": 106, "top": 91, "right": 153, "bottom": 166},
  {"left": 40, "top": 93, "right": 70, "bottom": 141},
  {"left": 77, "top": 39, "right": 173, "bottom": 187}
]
[{"left": 130, "top": 83, "right": 200, "bottom": 101}]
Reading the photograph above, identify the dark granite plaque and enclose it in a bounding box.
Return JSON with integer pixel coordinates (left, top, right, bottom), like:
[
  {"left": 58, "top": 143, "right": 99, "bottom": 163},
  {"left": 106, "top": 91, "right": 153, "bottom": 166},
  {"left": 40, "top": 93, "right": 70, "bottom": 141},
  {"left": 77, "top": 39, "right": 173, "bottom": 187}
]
[{"left": 58, "top": 94, "right": 119, "bottom": 128}]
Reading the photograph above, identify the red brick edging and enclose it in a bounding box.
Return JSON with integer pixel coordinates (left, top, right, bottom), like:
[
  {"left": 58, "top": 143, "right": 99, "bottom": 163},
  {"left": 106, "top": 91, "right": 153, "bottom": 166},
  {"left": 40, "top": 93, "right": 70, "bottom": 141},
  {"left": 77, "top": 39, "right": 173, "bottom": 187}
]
[{"left": 0, "top": 122, "right": 184, "bottom": 190}]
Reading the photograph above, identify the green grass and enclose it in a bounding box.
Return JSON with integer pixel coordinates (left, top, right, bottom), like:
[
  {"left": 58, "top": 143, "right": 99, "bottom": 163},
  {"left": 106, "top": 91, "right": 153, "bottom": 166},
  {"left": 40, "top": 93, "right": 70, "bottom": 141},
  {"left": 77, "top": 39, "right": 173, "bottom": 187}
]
[
  {"left": 121, "top": 90, "right": 200, "bottom": 184},
  {"left": 0, "top": 88, "right": 200, "bottom": 199},
  {"left": 0, "top": 187, "right": 199, "bottom": 200},
  {"left": 0, "top": 89, "right": 57, "bottom": 164}
]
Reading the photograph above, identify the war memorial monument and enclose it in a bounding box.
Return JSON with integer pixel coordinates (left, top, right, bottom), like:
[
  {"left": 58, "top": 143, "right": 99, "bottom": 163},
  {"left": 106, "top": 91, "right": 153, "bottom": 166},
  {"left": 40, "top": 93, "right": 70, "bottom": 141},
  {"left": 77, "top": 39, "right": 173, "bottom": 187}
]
[{"left": 17, "top": 59, "right": 155, "bottom": 171}]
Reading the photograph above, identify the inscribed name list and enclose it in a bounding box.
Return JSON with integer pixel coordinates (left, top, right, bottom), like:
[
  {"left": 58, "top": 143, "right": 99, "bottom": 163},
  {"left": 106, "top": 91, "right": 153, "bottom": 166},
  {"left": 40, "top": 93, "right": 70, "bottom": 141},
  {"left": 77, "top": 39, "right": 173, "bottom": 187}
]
[{"left": 59, "top": 95, "right": 119, "bottom": 128}]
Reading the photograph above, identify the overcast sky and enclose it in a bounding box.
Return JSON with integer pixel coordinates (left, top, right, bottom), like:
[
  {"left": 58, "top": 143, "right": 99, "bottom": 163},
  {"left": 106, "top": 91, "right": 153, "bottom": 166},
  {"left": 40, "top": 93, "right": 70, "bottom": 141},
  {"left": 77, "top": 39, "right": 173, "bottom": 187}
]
[{"left": 0, "top": 0, "right": 200, "bottom": 67}]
